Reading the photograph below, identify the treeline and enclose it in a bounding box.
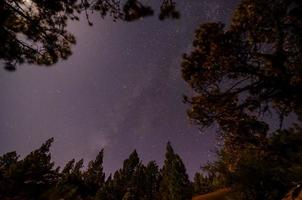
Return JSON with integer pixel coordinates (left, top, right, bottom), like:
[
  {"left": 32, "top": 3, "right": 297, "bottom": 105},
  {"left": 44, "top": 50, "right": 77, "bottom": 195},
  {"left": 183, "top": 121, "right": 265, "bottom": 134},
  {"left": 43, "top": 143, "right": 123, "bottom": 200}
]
[
  {"left": 194, "top": 127, "right": 302, "bottom": 200},
  {"left": 1, "top": 128, "right": 302, "bottom": 200},
  {"left": 0, "top": 140, "right": 196, "bottom": 200}
]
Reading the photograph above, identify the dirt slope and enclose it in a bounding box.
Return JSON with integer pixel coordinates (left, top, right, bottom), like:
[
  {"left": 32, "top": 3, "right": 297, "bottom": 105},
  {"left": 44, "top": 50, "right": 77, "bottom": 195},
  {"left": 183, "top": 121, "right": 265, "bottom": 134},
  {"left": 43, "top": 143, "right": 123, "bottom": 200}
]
[{"left": 192, "top": 188, "right": 231, "bottom": 200}]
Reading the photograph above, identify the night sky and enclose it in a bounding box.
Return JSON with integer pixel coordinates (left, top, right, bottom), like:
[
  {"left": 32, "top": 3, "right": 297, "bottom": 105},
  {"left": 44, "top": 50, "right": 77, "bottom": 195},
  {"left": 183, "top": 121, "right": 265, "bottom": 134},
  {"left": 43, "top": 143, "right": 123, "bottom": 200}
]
[{"left": 0, "top": 0, "right": 238, "bottom": 178}]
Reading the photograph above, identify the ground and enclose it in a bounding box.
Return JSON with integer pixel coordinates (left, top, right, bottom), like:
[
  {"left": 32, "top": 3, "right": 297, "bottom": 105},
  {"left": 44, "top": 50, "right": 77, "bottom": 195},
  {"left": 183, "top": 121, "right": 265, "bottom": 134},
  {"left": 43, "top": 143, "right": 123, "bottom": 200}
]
[{"left": 192, "top": 188, "right": 231, "bottom": 200}]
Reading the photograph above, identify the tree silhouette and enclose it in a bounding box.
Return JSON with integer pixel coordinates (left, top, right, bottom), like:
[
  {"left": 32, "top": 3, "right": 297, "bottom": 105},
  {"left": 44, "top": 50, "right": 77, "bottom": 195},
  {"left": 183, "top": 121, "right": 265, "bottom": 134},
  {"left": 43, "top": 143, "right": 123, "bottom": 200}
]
[
  {"left": 181, "top": 0, "right": 302, "bottom": 152},
  {"left": 192, "top": 171, "right": 217, "bottom": 195},
  {"left": 181, "top": 0, "right": 302, "bottom": 198},
  {"left": 159, "top": 142, "right": 192, "bottom": 200},
  {"left": 0, "top": 138, "right": 58, "bottom": 199},
  {"left": 144, "top": 161, "right": 161, "bottom": 200},
  {"left": 159, "top": 0, "right": 180, "bottom": 20},
  {"left": 0, "top": 151, "right": 20, "bottom": 199},
  {"left": 0, "top": 0, "right": 178, "bottom": 71},
  {"left": 200, "top": 125, "right": 302, "bottom": 200},
  {"left": 83, "top": 149, "right": 105, "bottom": 197},
  {"left": 95, "top": 174, "right": 120, "bottom": 200}
]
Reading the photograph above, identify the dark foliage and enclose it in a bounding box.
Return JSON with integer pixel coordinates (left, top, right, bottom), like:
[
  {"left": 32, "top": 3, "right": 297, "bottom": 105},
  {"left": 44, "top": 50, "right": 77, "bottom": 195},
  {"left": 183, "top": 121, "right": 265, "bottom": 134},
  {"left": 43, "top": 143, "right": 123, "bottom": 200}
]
[
  {"left": 159, "top": 142, "right": 192, "bottom": 200},
  {"left": 182, "top": 0, "right": 302, "bottom": 152},
  {"left": 0, "top": 140, "right": 190, "bottom": 200},
  {"left": 181, "top": 0, "right": 302, "bottom": 199},
  {"left": 0, "top": 0, "right": 179, "bottom": 70}
]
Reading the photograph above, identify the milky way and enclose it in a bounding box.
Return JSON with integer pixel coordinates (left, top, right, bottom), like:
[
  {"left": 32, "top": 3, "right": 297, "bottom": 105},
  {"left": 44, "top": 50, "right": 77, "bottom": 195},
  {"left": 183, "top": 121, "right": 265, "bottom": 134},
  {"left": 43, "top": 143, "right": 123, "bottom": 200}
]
[{"left": 0, "top": 0, "right": 238, "bottom": 178}]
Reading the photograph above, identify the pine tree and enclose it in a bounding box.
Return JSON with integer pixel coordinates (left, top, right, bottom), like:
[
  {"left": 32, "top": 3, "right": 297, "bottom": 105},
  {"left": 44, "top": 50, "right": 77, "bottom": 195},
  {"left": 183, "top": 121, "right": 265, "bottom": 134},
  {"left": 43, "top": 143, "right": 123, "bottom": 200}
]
[
  {"left": 192, "top": 172, "right": 214, "bottom": 195},
  {"left": 0, "top": 151, "right": 19, "bottom": 198},
  {"left": 48, "top": 158, "right": 85, "bottom": 200},
  {"left": 83, "top": 149, "right": 106, "bottom": 197},
  {"left": 1, "top": 0, "right": 178, "bottom": 70},
  {"left": 181, "top": 0, "right": 302, "bottom": 153},
  {"left": 180, "top": 0, "right": 302, "bottom": 198},
  {"left": 159, "top": 142, "right": 192, "bottom": 200},
  {"left": 102, "top": 150, "right": 142, "bottom": 199},
  {"left": 0, "top": 138, "right": 58, "bottom": 199},
  {"left": 144, "top": 161, "right": 161, "bottom": 200},
  {"left": 95, "top": 175, "right": 120, "bottom": 200}
]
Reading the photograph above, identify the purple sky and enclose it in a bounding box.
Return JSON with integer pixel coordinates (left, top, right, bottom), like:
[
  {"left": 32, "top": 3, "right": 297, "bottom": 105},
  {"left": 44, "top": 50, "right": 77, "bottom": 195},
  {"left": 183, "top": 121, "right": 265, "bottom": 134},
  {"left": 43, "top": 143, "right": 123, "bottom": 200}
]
[{"left": 0, "top": 0, "right": 238, "bottom": 178}]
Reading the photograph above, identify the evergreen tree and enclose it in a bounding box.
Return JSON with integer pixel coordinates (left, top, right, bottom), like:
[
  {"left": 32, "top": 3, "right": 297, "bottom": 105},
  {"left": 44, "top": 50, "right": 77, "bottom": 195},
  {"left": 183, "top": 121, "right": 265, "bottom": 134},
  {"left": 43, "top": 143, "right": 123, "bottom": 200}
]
[
  {"left": 0, "top": 151, "right": 19, "bottom": 198},
  {"left": 181, "top": 0, "right": 302, "bottom": 153},
  {"left": 0, "top": 138, "right": 58, "bottom": 199},
  {"left": 95, "top": 175, "right": 119, "bottom": 200},
  {"left": 0, "top": 0, "right": 178, "bottom": 70},
  {"left": 181, "top": 1, "right": 302, "bottom": 197},
  {"left": 83, "top": 149, "right": 105, "bottom": 197},
  {"left": 48, "top": 158, "right": 85, "bottom": 200},
  {"left": 121, "top": 150, "right": 141, "bottom": 180},
  {"left": 192, "top": 172, "right": 216, "bottom": 195},
  {"left": 201, "top": 126, "right": 302, "bottom": 200},
  {"left": 0, "top": 139, "right": 194, "bottom": 200},
  {"left": 99, "top": 150, "right": 162, "bottom": 200},
  {"left": 159, "top": 142, "right": 192, "bottom": 200},
  {"left": 0, "top": 151, "right": 19, "bottom": 169},
  {"left": 102, "top": 150, "right": 142, "bottom": 199},
  {"left": 143, "top": 161, "right": 161, "bottom": 200}
]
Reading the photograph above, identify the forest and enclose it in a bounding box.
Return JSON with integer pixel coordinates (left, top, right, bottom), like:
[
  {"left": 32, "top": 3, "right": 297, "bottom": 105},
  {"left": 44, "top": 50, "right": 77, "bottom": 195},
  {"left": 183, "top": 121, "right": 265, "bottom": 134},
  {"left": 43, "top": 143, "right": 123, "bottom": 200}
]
[
  {"left": 1, "top": 0, "right": 302, "bottom": 199},
  {"left": 0, "top": 139, "right": 193, "bottom": 200}
]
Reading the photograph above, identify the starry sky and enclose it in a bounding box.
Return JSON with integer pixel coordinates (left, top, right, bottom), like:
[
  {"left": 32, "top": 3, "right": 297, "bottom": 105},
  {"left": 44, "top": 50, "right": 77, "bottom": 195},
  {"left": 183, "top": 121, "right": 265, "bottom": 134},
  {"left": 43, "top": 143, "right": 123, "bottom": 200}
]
[{"left": 0, "top": 0, "right": 238, "bottom": 178}]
